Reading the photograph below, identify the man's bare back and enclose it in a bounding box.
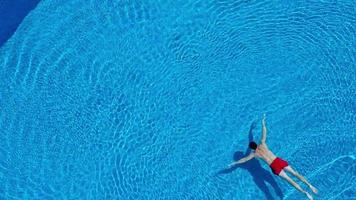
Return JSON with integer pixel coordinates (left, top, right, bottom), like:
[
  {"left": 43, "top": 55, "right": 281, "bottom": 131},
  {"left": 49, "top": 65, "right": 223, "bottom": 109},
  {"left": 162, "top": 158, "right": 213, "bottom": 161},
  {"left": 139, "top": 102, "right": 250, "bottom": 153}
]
[
  {"left": 254, "top": 143, "right": 276, "bottom": 165},
  {"left": 228, "top": 114, "right": 318, "bottom": 200}
]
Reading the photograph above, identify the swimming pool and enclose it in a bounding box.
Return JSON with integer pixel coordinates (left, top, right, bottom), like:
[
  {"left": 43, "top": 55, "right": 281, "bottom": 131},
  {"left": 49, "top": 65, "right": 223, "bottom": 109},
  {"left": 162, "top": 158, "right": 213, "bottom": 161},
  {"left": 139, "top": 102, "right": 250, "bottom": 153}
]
[{"left": 0, "top": 0, "right": 355, "bottom": 199}]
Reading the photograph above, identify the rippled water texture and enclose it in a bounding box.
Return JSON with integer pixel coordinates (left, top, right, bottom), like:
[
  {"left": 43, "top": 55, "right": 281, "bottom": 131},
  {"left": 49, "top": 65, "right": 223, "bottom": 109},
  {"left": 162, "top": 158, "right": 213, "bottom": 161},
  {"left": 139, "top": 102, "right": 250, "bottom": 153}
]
[{"left": 0, "top": 0, "right": 355, "bottom": 199}]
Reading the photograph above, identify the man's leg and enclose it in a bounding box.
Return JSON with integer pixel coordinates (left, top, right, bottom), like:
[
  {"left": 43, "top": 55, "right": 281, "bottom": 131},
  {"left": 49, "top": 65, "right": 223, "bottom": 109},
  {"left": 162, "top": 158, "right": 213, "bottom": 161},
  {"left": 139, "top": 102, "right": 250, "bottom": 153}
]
[
  {"left": 284, "top": 166, "right": 318, "bottom": 194},
  {"left": 279, "top": 171, "right": 313, "bottom": 200}
]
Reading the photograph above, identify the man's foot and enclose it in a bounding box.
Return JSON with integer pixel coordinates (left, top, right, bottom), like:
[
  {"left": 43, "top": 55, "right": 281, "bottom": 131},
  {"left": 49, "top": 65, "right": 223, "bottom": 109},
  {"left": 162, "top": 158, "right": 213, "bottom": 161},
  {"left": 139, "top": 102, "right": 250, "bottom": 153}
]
[
  {"left": 305, "top": 192, "right": 313, "bottom": 200},
  {"left": 310, "top": 185, "right": 318, "bottom": 195}
]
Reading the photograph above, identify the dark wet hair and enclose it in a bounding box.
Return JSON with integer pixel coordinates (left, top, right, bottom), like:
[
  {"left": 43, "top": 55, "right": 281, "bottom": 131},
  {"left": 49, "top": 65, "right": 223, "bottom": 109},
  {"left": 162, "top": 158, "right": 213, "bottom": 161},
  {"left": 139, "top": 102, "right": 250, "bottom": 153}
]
[{"left": 249, "top": 141, "right": 257, "bottom": 150}]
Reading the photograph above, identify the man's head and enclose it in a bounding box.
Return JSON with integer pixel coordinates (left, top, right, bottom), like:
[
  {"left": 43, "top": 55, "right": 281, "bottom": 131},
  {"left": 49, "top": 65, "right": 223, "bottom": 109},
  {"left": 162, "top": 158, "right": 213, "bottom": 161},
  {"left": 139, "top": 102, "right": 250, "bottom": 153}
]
[{"left": 249, "top": 141, "right": 257, "bottom": 150}]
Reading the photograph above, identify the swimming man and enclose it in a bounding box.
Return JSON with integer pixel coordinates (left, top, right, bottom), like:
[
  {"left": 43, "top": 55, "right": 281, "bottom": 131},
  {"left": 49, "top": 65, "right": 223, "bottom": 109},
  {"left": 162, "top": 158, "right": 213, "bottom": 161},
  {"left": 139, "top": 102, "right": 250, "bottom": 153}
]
[{"left": 228, "top": 114, "right": 318, "bottom": 200}]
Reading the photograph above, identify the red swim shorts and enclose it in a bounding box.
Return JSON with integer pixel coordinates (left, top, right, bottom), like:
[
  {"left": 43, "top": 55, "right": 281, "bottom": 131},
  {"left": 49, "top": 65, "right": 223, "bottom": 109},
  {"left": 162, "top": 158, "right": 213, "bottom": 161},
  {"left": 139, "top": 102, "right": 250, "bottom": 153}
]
[{"left": 270, "top": 157, "right": 288, "bottom": 175}]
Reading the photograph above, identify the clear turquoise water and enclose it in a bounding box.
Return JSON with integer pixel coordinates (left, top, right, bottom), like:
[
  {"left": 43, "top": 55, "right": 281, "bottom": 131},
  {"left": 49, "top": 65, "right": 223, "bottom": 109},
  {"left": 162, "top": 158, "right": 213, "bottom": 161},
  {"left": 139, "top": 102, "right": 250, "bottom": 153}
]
[{"left": 0, "top": 0, "right": 355, "bottom": 199}]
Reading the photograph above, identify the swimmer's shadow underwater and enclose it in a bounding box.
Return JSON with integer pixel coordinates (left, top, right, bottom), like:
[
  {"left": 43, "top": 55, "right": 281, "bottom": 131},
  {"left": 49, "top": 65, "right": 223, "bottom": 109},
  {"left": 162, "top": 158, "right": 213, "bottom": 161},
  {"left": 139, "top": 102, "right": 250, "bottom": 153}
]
[{"left": 217, "top": 121, "right": 284, "bottom": 200}]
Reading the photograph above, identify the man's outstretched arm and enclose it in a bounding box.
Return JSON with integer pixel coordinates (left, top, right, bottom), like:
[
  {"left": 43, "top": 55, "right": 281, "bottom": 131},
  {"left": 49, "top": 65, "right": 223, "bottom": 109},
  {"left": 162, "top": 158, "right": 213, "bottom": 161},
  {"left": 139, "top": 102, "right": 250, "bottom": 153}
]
[
  {"left": 228, "top": 153, "right": 254, "bottom": 167},
  {"left": 261, "top": 114, "right": 267, "bottom": 144}
]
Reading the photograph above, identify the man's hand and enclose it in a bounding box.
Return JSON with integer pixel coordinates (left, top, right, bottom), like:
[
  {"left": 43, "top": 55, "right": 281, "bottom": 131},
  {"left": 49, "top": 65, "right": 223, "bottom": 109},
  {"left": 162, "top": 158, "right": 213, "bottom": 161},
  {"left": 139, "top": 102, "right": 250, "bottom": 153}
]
[
  {"left": 228, "top": 162, "right": 238, "bottom": 168},
  {"left": 261, "top": 114, "right": 267, "bottom": 143},
  {"left": 228, "top": 153, "right": 255, "bottom": 168}
]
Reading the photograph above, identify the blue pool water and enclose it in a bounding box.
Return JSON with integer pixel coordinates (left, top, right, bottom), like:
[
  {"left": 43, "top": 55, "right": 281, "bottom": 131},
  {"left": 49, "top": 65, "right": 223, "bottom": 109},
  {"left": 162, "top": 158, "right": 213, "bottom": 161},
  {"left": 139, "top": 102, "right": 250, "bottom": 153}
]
[
  {"left": 0, "top": 0, "right": 41, "bottom": 46},
  {"left": 0, "top": 0, "right": 355, "bottom": 199}
]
